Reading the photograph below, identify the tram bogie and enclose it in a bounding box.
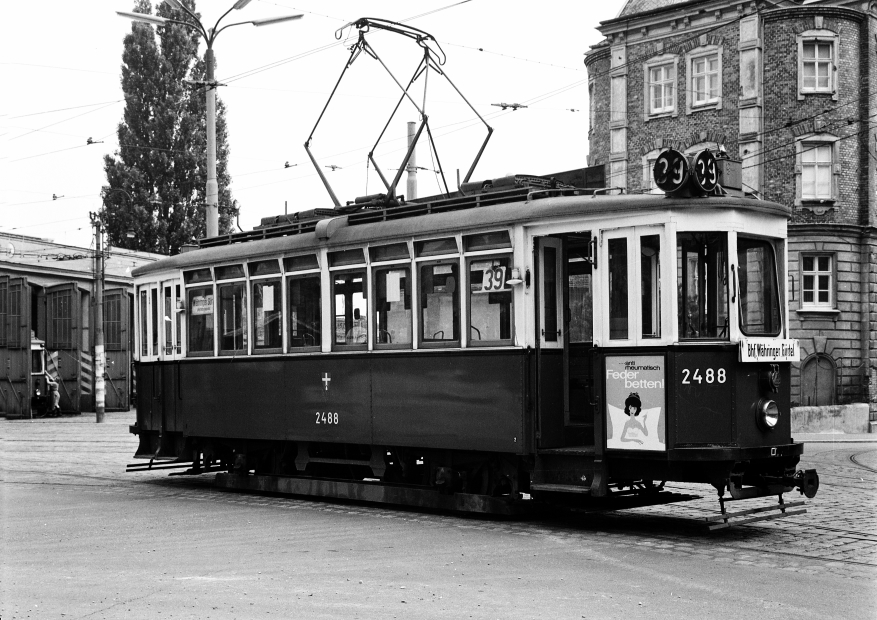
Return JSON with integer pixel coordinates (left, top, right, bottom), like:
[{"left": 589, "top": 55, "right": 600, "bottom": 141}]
[{"left": 128, "top": 156, "right": 818, "bottom": 523}]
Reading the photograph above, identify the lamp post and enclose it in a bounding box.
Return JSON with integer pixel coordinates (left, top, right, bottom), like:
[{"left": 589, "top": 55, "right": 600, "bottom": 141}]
[
  {"left": 117, "top": 1, "right": 302, "bottom": 239},
  {"left": 94, "top": 187, "right": 131, "bottom": 423}
]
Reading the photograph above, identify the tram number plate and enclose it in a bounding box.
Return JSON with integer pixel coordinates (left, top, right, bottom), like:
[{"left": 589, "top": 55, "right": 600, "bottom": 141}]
[
  {"left": 680, "top": 368, "right": 727, "bottom": 384},
  {"left": 316, "top": 412, "right": 339, "bottom": 424}
]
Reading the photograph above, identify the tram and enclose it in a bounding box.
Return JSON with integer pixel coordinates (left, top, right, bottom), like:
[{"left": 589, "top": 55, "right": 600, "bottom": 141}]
[{"left": 129, "top": 148, "right": 819, "bottom": 524}]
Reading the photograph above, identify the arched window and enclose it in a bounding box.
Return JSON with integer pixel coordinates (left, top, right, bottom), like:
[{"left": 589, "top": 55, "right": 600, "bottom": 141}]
[{"left": 800, "top": 353, "right": 836, "bottom": 406}]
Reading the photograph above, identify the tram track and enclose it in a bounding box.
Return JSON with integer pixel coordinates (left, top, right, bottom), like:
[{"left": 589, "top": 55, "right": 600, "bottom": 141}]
[{"left": 850, "top": 450, "right": 877, "bottom": 474}]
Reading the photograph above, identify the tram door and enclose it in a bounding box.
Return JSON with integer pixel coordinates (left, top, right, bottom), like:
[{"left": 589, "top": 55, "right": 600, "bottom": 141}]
[{"left": 536, "top": 234, "right": 595, "bottom": 449}]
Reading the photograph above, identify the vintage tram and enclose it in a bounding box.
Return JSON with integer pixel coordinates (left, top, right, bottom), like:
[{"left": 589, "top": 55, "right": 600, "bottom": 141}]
[{"left": 129, "top": 150, "right": 819, "bottom": 524}]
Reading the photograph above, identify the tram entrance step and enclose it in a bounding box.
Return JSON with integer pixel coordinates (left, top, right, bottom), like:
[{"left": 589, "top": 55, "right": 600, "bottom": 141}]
[
  {"left": 531, "top": 452, "right": 599, "bottom": 493},
  {"left": 213, "top": 473, "right": 529, "bottom": 516}
]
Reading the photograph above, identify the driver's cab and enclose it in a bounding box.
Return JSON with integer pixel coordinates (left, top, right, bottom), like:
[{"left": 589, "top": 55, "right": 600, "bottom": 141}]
[{"left": 533, "top": 211, "right": 787, "bottom": 452}]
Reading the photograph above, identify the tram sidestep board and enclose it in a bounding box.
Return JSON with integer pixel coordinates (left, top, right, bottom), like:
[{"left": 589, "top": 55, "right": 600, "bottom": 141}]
[{"left": 213, "top": 473, "right": 528, "bottom": 516}]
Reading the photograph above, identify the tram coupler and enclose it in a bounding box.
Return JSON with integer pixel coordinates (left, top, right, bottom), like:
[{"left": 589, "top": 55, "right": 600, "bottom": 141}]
[{"left": 793, "top": 469, "right": 819, "bottom": 499}]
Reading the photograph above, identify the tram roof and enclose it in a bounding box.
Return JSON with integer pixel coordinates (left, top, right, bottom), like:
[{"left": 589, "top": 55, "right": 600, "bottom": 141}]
[{"left": 133, "top": 192, "right": 789, "bottom": 278}]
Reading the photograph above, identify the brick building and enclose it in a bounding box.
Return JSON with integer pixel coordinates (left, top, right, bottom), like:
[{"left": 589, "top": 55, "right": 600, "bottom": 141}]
[{"left": 585, "top": 0, "right": 876, "bottom": 424}]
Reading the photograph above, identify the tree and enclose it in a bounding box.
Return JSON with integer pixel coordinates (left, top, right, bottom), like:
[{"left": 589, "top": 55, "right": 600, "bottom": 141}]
[{"left": 104, "top": 0, "right": 238, "bottom": 255}]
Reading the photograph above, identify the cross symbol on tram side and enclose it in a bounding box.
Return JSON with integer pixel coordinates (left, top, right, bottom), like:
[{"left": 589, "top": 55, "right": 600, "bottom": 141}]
[{"left": 322, "top": 372, "right": 331, "bottom": 391}]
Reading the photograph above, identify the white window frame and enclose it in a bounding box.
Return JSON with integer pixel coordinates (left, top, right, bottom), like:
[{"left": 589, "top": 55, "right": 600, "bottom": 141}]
[
  {"left": 800, "top": 253, "right": 835, "bottom": 309},
  {"left": 798, "top": 30, "right": 838, "bottom": 100},
  {"left": 599, "top": 225, "right": 671, "bottom": 347},
  {"left": 641, "top": 148, "right": 664, "bottom": 194},
  {"left": 643, "top": 55, "right": 678, "bottom": 118},
  {"left": 686, "top": 46, "right": 722, "bottom": 113},
  {"left": 794, "top": 133, "right": 839, "bottom": 207}
]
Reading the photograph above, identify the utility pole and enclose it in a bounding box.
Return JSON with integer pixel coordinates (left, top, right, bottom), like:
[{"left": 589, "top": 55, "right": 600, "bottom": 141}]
[
  {"left": 406, "top": 121, "right": 418, "bottom": 201},
  {"left": 205, "top": 46, "right": 219, "bottom": 238},
  {"left": 90, "top": 211, "right": 106, "bottom": 423}
]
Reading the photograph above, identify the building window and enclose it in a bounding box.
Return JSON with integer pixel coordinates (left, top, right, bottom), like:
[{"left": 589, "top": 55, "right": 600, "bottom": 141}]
[
  {"left": 692, "top": 54, "right": 719, "bottom": 104},
  {"left": 801, "top": 254, "right": 833, "bottom": 308},
  {"left": 802, "top": 42, "right": 832, "bottom": 91},
  {"left": 642, "top": 149, "right": 664, "bottom": 194},
  {"left": 643, "top": 55, "right": 678, "bottom": 119},
  {"left": 801, "top": 144, "right": 832, "bottom": 199},
  {"left": 686, "top": 46, "right": 722, "bottom": 113},
  {"left": 795, "top": 134, "right": 839, "bottom": 208},
  {"left": 798, "top": 31, "right": 838, "bottom": 100},
  {"left": 648, "top": 63, "right": 675, "bottom": 114}
]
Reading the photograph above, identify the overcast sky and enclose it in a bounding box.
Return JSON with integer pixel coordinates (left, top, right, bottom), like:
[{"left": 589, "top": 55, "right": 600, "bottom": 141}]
[{"left": 1, "top": 0, "right": 625, "bottom": 251}]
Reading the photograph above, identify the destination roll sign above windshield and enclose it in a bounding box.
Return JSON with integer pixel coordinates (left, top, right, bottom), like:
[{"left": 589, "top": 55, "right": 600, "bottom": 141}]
[{"left": 739, "top": 338, "right": 800, "bottom": 363}]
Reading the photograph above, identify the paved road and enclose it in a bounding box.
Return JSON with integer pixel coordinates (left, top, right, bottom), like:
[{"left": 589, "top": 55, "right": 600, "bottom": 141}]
[{"left": 2, "top": 413, "right": 875, "bottom": 619}]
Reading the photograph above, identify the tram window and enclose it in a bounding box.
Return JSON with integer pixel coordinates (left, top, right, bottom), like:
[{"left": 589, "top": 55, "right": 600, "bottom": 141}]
[
  {"left": 184, "top": 268, "right": 212, "bottom": 284},
  {"left": 543, "top": 245, "right": 558, "bottom": 343},
  {"left": 219, "top": 283, "right": 247, "bottom": 353},
  {"left": 608, "top": 238, "right": 629, "bottom": 340},
  {"left": 467, "top": 256, "right": 512, "bottom": 345},
  {"left": 369, "top": 243, "right": 409, "bottom": 262},
  {"left": 640, "top": 235, "right": 661, "bottom": 339},
  {"left": 252, "top": 279, "right": 282, "bottom": 351},
  {"left": 248, "top": 259, "right": 280, "bottom": 276},
  {"left": 415, "top": 237, "right": 458, "bottom": 257},
  {"left": 139, "top": 290, "right": 148, "bottom": 356},
  {"left": 373, "top": 267, "right": 411, "bottom": 348},
  {"left": 737, "top": 238, "right": 781, "bottom": 336},
  {"left": 464, "top": 231, "right": 511, "bottom": 252},
  {"left": 284, "top": 254, "right": 319, "bottom": 272},
  {"left": 164, "top": 287, "right": 173, "bottom": 354},
  {"left": 187, "top": 286, "right": 215, "bottom": 354},
  {"left": 288, "top": 275, "right": 321, "bottom": 350},
  {"left": 567, "top": 237, "right": 593, "bottom": 343},
  {"left": 150, "top": 288, "right": 159, "bottom": 356},
  {"left": 329, "top": 249, "right": 365, "bottom": 268},
  {"left": 676, "top": 232, "right": 729, "bottom": 340},
  {"left": 332, "top": 271, "right": 367, "bottom": 349},
  {"left": 175, "top": 284, "right": 182, "bottom": 354},
  {"left": 420, "top": 262, "right": 460, "bottom": 345},
  {"left": 215, "top": 265, "right": 245, "bottom": 281}
]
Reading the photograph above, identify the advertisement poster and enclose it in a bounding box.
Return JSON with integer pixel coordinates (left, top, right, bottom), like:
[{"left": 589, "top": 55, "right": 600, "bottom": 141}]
[{"left": 605, "top": 355, "right": 666, "bottom": 451}]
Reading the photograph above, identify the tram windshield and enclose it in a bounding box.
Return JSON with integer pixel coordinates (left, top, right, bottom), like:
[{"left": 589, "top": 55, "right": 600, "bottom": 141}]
[
  {"left": 677, "top": 232, "right": 729, "bottom": 340},
  {"left": 737, "top": 237, "right": 782, "bottom": 336}
]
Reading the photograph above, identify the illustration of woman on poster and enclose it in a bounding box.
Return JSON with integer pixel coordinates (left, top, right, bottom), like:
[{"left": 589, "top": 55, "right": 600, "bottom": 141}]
[{"left": 620, "top": 392, "right": 648, "bottom": 445}]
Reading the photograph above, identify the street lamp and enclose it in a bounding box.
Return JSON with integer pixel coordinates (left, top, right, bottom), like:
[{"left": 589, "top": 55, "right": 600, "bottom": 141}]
[
  {"left": 94, "top": 187, "right": 131, "bottom": 423},
  {"left": 117, "top": 1, "right": 302, "bottom": 238}
]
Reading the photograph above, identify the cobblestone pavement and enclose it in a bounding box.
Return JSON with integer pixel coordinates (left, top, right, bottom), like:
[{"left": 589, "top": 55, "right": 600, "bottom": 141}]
[{"left": 3, "top": 412, "right": 876, "bottom": 588}]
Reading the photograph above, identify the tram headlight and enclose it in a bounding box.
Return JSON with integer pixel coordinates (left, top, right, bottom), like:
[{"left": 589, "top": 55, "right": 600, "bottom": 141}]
[{"left": 757, "top": 399, "right": 780, "bottom": 430}]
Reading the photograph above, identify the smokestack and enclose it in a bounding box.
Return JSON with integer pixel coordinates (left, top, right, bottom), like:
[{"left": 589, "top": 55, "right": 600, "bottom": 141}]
[{"left": 406, "top": 121, "right": 417, "bottom": 200}]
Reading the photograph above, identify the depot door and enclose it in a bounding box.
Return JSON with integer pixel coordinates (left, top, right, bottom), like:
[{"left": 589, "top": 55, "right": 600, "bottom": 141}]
[
  {"left": 46, "top": 283, "right": 82, "bottom": 413},
  {"left": 103, "top": 288, "right": 130, "bottom": 410},
  {"left": 3, "top": 277, "right": 31, "bottom": 418}
]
